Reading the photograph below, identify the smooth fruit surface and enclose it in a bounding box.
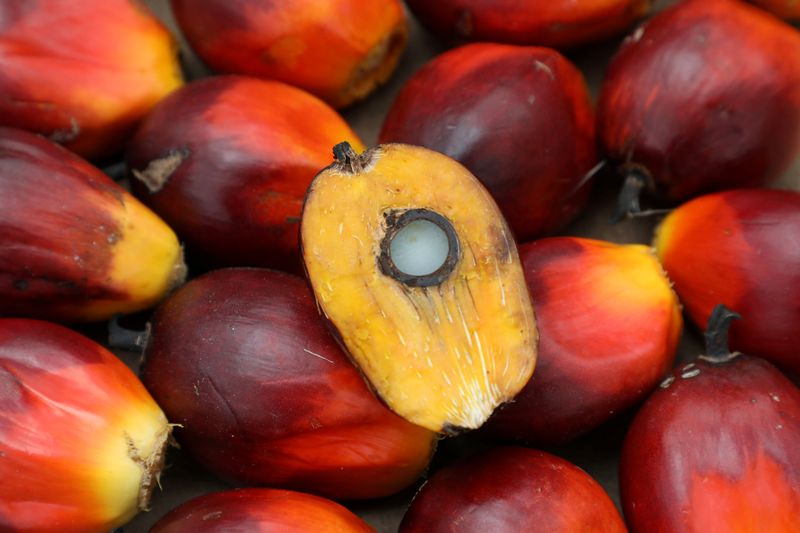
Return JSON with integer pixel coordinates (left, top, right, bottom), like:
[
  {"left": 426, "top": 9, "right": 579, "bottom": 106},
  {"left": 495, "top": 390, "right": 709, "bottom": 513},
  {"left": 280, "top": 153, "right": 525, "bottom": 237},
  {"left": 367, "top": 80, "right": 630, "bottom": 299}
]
[
  {"left": 0, "top": 128, "right": 185, "bottom": 322},
  {"left": 0, "top": 319, "right": 171, "bottom": 533},
  {"left": 127, "top": 76, "right": 363, "bottom": 272},
  {"left": 405, "top": 0, "right": 651, "bottom": 48},
  {"left": 400, "top": 447, "right": 626, "bottom": 532},
  {"left": 380, "top": 43, "right": 597, "bottom": 241},
  {"left": 301, "top": 143, "right": 538, "bottom": 433},
  {"left": 621, "top": 355, "right": 800, "bottom": 532},
  {"left": 0, "top": 0, "right": 182, "bottom": 159},
  {"left": 141, "top": 268, "right": 435, "bottom": 500},
  {"left": 654, "top": 188, "right": 800, "bottom": 376},
  {"left": 170, "top": 0, "right": 407, "bottom": 108},
  {"left": 150, "top": 489, "right": 375, "bottom": 533},
  {"left": 598, "top": 0, "right": 800, "bottom": 201},
  {"left": 485, "top": 237, "right": 682, "bottom": 444}
]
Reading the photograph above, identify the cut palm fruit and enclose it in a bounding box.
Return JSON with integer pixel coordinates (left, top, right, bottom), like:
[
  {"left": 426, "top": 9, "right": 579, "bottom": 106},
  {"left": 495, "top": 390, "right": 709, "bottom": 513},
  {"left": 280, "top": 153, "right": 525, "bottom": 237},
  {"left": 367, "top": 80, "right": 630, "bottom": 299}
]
[{"left": 301, "top": 142, "right": 538, "bottom": 433}]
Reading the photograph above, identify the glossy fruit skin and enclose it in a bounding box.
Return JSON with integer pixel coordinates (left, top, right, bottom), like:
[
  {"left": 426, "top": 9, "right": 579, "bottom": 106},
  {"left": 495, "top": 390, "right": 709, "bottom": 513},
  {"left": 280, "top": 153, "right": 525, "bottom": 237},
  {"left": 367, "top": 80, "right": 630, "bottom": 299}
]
[
  {"left": 751, "top": 0, "right": 800, "bottom": 20},
  {"left": 380, "top": 43, "right": 596, "bottom": 242},
  {"left": 621, "top": 355, "right": 800, "bottom": 532},
  {"left": 151, "top": 489, "right": 375, "bottom": 533},
  {"left": 484, "top": 237, "right": 682, "bottom": 444},
  {"left": 141, "top": 268, "right": 435, "bottom": 500},
  {"left": 400, "top": 447, "right": 626, "bottom": 532},
  {"left": 0, "top": 128, "right": 185, "bottom": 322},
  {"left": 127, "top": 76, "right": 363, "bottom": 272},
  {"left": 598, "top": 0, "right": 800, "bottom": 201},
  {"left": 0, "top": 319, "right": 171, "bottom": 533},
  {"left": 654, "top": 189, "right": 800, "bottom": 377},
  {"left": 170, "top": 0, "right": 407, "bottom": 108},
  {"left": 405, "top": 0, "right": 650, "bottom": 48},
  {"left": 0, "top": 0, "right": 182, "bottom": 160}
]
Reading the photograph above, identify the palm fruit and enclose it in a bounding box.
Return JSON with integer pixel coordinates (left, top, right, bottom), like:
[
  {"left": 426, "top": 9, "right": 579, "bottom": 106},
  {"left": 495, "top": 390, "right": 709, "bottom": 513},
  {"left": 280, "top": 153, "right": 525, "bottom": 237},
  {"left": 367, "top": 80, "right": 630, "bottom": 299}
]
[
  {"left": 0, "top": 319, "right": 172, "bottom": 532},
  {"left": 300, "top": 142, "right": 538, "bottom": 434},
  {"left": 0, "top": 128, "right": 185, "bottom": 322}
]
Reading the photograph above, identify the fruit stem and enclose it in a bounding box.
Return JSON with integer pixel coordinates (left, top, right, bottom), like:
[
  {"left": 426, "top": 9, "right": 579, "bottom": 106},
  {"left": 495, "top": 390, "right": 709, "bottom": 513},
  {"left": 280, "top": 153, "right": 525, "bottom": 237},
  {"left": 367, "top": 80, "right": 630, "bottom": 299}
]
[
  {"left": 701, "top": 304, "right": 741, "bottom": 364},
  {"left": 332, "top": 141, "right": 363, "bottom": 174},
  {"left": 610, "top": 164, "right": 651, "bottom": 223},
  {"left": 108, "top": 316, "right": 150, "bottom": 352}
]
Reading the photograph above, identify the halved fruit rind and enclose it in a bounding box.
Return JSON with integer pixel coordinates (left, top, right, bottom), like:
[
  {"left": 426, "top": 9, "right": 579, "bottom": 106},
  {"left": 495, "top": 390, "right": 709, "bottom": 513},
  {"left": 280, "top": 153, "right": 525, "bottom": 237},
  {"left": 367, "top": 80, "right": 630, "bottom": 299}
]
[{"left": 301, "top": 143, "right": 537, "bottom": 433}]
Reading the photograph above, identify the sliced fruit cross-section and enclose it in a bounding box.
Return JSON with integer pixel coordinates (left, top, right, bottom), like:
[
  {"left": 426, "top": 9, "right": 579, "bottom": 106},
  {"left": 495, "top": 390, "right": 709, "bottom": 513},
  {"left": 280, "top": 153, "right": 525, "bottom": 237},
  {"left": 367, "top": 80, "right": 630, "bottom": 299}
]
[{"left": 301, "top": 143, "right": 538, "bottom": 433}]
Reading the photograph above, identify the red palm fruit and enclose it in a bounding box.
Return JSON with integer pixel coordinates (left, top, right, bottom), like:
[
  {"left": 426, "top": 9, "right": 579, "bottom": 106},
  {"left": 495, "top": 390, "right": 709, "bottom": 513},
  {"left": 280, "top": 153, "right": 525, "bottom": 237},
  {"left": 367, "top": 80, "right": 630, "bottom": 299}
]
[
  {"left": 0, "top": 319, "right": 172, "bottom": 533},
  {"left": 126, "top": 76, "right": 364, "bottom": 272},
  {"left": 750, "top": 0, "right": 800, "bottom": 20},
  {"left": 0, "top": 128, "right": 186, "bottom": 322},
  {"left": 484, "top": 237, "right": 682, "bottom": 444},
  {"left": 620, "top": 305, "right": 800, "bottom": 532},
  {"left": 405, "top": 0, "right": 651, "bottom": 48},
  {"left": 654, "top": 188, "right": 800, "bottom": 377},
  {"left": 598, "top": 0, "right": 800, "bottom": 219},
  {"left": 140, "top": 268, "right": 436, "bottom": 500},
  {"left": 151, "top": 489, "right": 374, "bottom": 533},
  {"left": 379, "top": 43, "right": 597, "bottom": 241},
  {"left": 400, "top": 447, "right": 626, "bottom": 532},
  {"left": 169, "top": 0, "right": 407, "bottom": 108},
  {"left": 0, "top": 0, "right": 182, "bottom": 160}
]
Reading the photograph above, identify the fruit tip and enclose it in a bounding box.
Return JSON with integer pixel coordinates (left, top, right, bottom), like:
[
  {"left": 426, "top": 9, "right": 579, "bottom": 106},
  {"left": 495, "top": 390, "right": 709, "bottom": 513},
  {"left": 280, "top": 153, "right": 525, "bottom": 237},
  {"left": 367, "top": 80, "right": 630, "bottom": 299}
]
[{"left": 134, "top": 422, "right": 173, "bottom": 512}]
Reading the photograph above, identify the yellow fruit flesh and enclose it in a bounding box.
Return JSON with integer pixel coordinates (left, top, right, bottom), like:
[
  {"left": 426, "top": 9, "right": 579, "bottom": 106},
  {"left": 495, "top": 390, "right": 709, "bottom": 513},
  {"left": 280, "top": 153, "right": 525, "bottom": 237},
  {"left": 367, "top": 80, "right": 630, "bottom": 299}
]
[{"left": 301, "top": 143, "right": 538, "bottom": 433}]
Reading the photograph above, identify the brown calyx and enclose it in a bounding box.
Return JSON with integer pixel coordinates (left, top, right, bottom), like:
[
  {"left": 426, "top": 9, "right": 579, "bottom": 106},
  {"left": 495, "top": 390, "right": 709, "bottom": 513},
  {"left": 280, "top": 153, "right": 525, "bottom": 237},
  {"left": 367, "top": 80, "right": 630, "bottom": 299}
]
[
  {"left": 126, "top": 423, "right": 175, "bottom": 511},
  {"left": 131, "top": 148, "right": 190, "bottom": 193}
]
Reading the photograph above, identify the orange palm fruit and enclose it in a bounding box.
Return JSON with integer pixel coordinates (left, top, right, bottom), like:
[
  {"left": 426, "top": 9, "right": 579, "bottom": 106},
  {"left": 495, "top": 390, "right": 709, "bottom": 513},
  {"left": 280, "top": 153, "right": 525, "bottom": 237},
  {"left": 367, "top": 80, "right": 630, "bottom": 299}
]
[
  {"left": 654, "top": 188, "right": 800, "bottom": 376},
  {"left": 0, "top": 128, "right": 186, "bottom": 322},
  {"left": 0, "top": 319, "right": 172, "bottom": 533},
  {"left": 484, "top": 237, "right": 682, "bottom": 444},
  {"left": 0, "top": 0, "right": 183, "bottom": 160},
  {"left": 301, "top": 143, "right": 538, "bottom": 434},
  {"left": 126, "top": 76, "right": 363, "bottom": 272},
  {"left": 405, "top": 0, "right": 651, "bottom": 48},
  {"left": 169, "top": 0, "right": 407, "bottom": 108},
  {"left": 150, "top": 489, "right": 375, "bottom": 533}
]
